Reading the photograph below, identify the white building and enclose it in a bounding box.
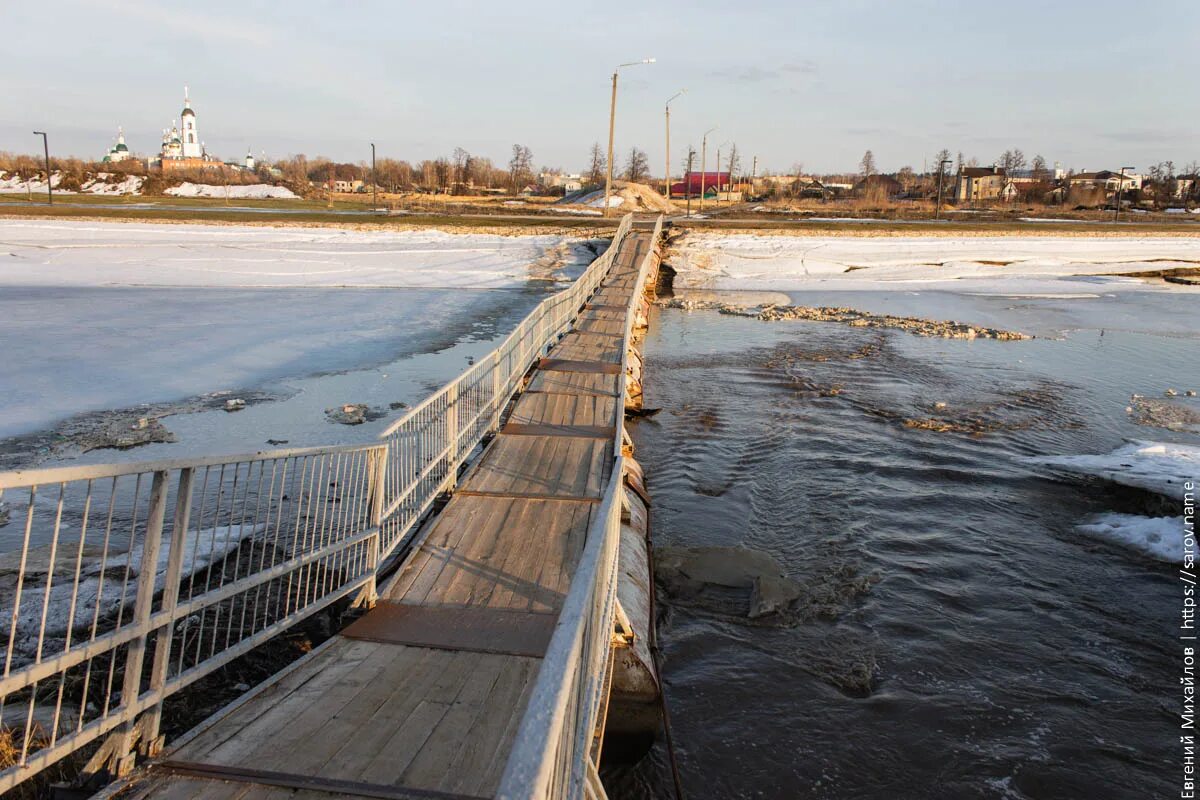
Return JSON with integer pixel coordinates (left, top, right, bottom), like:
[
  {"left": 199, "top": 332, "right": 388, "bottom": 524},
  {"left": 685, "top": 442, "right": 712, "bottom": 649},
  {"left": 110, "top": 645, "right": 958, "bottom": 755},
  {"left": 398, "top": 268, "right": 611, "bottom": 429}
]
[
  {"left": 157, "top": 87, "right": 215, "bottom": 170},
  {"left": 101, "top": 127, "right": 132, "bottom": 163},
  {"left": 180, "top": 87, "right": 201, "bottom": 158}
]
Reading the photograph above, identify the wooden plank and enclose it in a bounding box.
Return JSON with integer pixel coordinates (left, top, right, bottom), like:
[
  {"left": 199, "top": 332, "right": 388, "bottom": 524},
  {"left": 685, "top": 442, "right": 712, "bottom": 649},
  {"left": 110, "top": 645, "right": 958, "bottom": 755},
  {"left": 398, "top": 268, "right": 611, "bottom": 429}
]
[
  {"left": 536, "top": 358, "right": 621, "bottom": 374},
  {"left": 396, "top": 658, "right": 525, "bottom": 792},
  {"left": 196, "top": 641, "right": 399, "bottom": 766},
  {"left": 386, "top": 495, "right": 508, "bottom": 607},
  {"left": 458, "top": 435, "right": 611, "bottom": 499},
  {"left": 526, "top": 370, "right": 621, "bottom": 397},
  {"left": 384, "top": 497, "right": 592, "bottom": 612},
  {"left": 509, "top": 392, "right": 618, "bottom": 429},
  {"left": 154, "top": 760, "right": 487, "bottom": 799},
  {"left": 547, "top": 333, "right": 623, "bottom": 364},
  {"left": 173, "top": 638, "right": 380, "bottom": 762},
  {"left": 354, "top": 652, "right": 486, "bottom": 786},
  {"left": 440, "top": 657, "right": 539, "bottom": 796}
]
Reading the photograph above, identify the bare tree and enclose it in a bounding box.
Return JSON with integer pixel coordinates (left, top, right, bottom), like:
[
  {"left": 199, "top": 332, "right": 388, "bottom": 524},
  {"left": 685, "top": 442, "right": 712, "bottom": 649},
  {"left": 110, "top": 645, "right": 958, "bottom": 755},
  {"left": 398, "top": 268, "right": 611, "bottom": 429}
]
[
  {"left": 586, "top": 143, "right": 606, "bottom": 187},
  {"left": 897, "top": 165, "right": 916, "bottom": 191},
  {"left": 934, "top": 149, "right": 951, "bottom": 175},
  {"left": 1031, "top": 154, "right": 1049, "bottom": 181},
  {"left": 451, "top": 147, "right": 473, "bottom": 194},
  {"left": 726, "top": 143, "right": 741, "bottom": 186},
  {"left": 859, "top": 150, "right": 876, "bottom": 177},
  {"left": 433, "top": 158, "right": 451, "bottom": 193},
  {"left": 624, "top": 147, "right": 650, "bottom": 182},
  {"left": 508, "top": 144, "right": 534, "bottom": 192},
  {"left": 998, "top": 149, "right": 1027, "bottom": 174}
]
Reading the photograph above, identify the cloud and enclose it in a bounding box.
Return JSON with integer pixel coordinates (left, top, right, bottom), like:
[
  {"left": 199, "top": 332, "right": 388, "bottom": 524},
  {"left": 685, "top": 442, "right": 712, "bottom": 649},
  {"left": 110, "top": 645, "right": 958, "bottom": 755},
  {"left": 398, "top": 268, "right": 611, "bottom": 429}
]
[
  {"left": 781, "top": 60, "right": 819, "bottom": 75},
  {"left": 708, "top": 61, "right": 819, "bottom": 83}
]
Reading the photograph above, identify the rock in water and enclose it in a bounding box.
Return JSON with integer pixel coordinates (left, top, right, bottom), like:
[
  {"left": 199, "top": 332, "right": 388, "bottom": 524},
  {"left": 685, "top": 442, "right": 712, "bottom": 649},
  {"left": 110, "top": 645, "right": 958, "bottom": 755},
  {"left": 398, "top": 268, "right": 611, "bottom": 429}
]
[{"left": 656, "top": 546, "right": 804, "bottom": 619}]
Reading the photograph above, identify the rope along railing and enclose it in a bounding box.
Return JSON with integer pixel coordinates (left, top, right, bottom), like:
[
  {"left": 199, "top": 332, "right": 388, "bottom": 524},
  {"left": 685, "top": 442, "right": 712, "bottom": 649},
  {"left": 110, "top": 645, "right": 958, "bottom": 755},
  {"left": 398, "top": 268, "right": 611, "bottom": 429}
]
[
  {"left": 498, "top": 214, "right": 663, "bottom": 800},
  {"left": 0, "top": 214, "right": 636, "bottom": 794}
]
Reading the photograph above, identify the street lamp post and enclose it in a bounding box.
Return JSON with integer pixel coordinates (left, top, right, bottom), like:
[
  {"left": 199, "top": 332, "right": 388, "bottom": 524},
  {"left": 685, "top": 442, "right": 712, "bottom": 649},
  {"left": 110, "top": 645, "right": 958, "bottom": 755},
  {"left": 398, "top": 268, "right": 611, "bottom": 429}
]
[
  {"left": 685, "top": 148, "right": 695, "bottom": 217},
  {"left": 604, "top": 58, "right": 655, "bottom": 217},
  {"left": 664, "top": 89, "right": 686, "bottom": 203},
  {"left": 935, "top": 158, "right": 952, "bottom": 220},
  {"left": 1114, "top": 166, "right": 1134, "bottom": 221},
  {"left": 371, "top": 142, "right": 377, "bottom": 212},
  {"left": 699, "top": 127, "right": 717, "bottom": 213},
  {"left": 32, "top": 131, "right": 51, "bottom": 205},
  {"left": 714, "top": 140, "right": 729, "bottom": 206}
]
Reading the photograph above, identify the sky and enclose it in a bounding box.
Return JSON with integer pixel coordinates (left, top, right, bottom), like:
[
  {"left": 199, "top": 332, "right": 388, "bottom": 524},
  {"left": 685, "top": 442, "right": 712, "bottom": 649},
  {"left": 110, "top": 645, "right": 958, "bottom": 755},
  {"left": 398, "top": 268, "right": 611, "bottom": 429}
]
[{"left": 2, "top": 0, "right": 1197, "bottom": 176}]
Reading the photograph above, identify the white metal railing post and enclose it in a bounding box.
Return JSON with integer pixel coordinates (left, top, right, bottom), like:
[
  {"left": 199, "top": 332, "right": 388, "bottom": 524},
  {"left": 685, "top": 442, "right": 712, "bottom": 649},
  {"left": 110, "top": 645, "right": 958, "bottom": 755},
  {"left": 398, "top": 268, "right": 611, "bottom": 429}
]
[
  {"left": 141, "top": 466, "right": 194, "bottom": 757},
  {"left": 108, "top": 469, "right": 170, "bottom": 776},
  {"left": 364, "top": 447, "right": 388, "bottom": 606},
  {"left": 445, "top": 382, "right": 460, "bottom": 490},
  {"left": 491, "top": 350, "right": 503, "bottom": 432}
]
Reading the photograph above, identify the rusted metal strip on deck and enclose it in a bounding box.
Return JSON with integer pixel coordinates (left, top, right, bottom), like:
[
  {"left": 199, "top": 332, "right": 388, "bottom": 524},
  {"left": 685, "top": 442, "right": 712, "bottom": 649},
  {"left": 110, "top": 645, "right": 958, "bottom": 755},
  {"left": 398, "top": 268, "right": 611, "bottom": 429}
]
[
  {"left": 502, "top": 422, "right": 617, "bottom": 439},
  {"left": 342, "top": 603, "right": 558, "bottom": 658},
  {"left": 537, "top": 358, "right": 623, "bottom": 374},
  {"left": 155, "top": 761, "right": 488, "bottom": 800},
  {"left": 453, "top": 489, "right": 603, "bottom": 503}
]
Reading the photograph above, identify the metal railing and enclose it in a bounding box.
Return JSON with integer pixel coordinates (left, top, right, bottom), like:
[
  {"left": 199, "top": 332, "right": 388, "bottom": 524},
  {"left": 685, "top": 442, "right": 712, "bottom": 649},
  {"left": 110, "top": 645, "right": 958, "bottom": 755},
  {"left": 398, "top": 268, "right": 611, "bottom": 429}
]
[
  {"left": 498, "top": 214, "right": 663, "bottom": 800},
  {"left": 375, "top": 212, "right": 633, "bottom": 559},
  {"left": 0, "top": 214, "right": 637, "bottom": 793},
  {"left": 0, "top": 445, "right": 383, "bottom": 790}
]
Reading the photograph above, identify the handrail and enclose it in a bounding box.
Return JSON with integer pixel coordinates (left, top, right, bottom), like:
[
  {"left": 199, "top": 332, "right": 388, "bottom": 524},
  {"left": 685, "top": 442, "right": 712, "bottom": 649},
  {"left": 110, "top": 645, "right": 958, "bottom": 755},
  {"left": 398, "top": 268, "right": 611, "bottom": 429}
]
[{"left": 0, "top": 214, "right": 639, "bottom": 794}]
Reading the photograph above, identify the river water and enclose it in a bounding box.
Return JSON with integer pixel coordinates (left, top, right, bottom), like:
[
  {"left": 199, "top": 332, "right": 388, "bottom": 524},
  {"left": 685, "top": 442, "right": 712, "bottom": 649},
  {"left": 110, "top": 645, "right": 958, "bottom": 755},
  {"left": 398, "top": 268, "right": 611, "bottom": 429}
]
[{"left": 609, "top": 287, "right": 1200, "bottom": 799}]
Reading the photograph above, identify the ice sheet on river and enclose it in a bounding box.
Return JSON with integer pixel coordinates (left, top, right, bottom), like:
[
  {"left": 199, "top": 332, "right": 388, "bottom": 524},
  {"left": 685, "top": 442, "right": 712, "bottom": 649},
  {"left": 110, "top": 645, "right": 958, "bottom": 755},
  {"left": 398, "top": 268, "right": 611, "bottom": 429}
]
[
  {"left": 672, "top": 233, "right": 1200, "bottom": 294},
  {"left": 1024, "top": 440, "right": 1198, "bottom": 497},
  {"left": 1076, "top": 513, "right": 1180, "bottom": 562},
  {"left": 0, "top": 220, "right": 584, "bottom": 289},
  {"left": 0, "top": 523, "right": 259, "bottom": 660}
]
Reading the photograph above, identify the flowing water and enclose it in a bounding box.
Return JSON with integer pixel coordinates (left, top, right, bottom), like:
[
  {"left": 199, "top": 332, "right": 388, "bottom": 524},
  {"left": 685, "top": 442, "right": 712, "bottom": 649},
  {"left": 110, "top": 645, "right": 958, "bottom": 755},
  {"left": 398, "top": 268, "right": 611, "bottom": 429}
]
[{"left": 608, "top": 290, "right": 1200, "bottom": 799}]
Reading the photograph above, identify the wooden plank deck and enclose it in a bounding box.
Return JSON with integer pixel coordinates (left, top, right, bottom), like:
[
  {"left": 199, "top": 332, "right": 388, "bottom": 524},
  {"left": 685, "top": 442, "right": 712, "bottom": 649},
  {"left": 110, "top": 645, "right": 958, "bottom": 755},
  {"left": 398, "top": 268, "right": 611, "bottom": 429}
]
[{"left": 124, "top": 228, "right": 656, "bottom": 800}]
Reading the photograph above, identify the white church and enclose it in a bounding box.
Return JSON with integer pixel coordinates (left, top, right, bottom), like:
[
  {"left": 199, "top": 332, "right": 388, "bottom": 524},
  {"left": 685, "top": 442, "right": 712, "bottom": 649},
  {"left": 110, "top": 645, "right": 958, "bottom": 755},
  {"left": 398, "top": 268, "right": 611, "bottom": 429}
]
[{"left": 142, "top": 87, "right": 255, "bottom": 171}]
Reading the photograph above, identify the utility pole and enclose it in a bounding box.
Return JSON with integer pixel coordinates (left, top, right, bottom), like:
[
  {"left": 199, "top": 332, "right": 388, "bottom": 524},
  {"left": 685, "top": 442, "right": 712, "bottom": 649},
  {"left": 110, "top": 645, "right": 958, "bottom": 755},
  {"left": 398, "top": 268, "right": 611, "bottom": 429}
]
[
  {"left": 714, "top": 141, "right": 728, "bottom": 206},
  {"left": 686, "top": 148, "right": 695, "bottom": 218},
  {"left": 604, "top": 58, "right": 655, "bottom": 217},
  {"left": 371, "top": 142, "right": 377, "bottom": 211},
  {"left": 1114, "top": 166, "right": 1133, "bottom": 221},
  {"left": 700, "top": 128, "right": 716, "bottom": 213},
  {"left": 664, "top": 90, "right": 685, "bottom": 202},
  {"left": 935, "top": 158, "right": 951, "bottom": 220},
  {"left": 32, "top": 131, "right": 51, "bottom": 204}
]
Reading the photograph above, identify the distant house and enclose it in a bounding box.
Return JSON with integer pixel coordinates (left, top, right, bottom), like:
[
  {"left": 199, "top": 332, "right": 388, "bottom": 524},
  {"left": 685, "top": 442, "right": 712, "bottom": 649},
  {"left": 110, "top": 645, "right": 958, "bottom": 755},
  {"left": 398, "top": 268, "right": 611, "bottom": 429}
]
[
  {"left": 1068, "top": 170, "right": 1142, "bottom": 192},
  {"left": 1172, "top": 175, "right": 1197, "bottom": 199},
  {"left": 955, "top": 166, "right": 1013, "bottom": 202},
  {"left": 669, "top": 171, "right": 730, "bottom": 198},
  {"left": 854, "top": 174, "right": 904, "bottom": 199},
  {"left": 334, "top": 179, "right": 364, "bottom": 193}
]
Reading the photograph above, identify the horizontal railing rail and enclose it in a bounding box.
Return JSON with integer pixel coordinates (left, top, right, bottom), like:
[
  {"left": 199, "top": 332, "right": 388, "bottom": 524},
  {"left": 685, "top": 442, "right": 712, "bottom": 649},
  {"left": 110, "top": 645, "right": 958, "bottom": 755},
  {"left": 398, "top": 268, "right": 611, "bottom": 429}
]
[{"left": 0, "top": 214, "right": 638, "bottom": 794}]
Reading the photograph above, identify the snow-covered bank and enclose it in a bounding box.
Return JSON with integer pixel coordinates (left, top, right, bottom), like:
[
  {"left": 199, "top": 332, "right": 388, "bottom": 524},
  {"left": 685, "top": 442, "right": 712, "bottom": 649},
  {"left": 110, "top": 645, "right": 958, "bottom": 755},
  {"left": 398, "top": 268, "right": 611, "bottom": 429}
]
[
  {"left": 672, "top": 233, "right": 1200, "bottom": 294},
  {"left": 165, "top": 182, "right": 297, "bottom": 200},
  {"left": 1024, "top": 440, "right": 1198, "bottom": 497},
  {"left": 0, "top": 220, "right": 588, "bottom": 289},
  {"left": 0, "top": 171, "right": 145, "bottom": 195}
]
